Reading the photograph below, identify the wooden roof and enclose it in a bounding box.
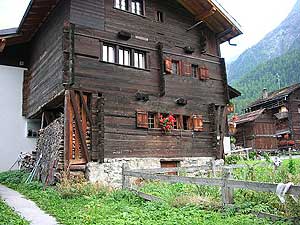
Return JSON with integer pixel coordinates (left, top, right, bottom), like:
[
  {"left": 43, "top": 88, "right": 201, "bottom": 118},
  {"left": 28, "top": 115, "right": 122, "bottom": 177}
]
[
  {"left": 235, "top": 109, "right": 265, "bottom": 125},
  {"left": 0, "top": 0, "right": 241, "bottom": 46},
  {"left": 248, "top": 83, "right": 300, "bottom": 109},
  {"left": 0, "top": 0, "right": 60, "bottom": 46},
  {"left": 228, "top": 85, "right": 241, "bottom": 99},
  {"left": 177, "top": 0, "right": 242, "bottom": 43}
]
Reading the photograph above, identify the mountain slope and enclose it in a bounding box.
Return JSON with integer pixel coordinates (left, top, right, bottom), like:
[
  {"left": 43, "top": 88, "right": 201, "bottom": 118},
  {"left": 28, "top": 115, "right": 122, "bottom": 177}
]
[
  {"left": 227, "top": 0, "right": 300, "bottom": 82},
  {"left": 231, "top": 48, "right": 300, "bottom": 113}
]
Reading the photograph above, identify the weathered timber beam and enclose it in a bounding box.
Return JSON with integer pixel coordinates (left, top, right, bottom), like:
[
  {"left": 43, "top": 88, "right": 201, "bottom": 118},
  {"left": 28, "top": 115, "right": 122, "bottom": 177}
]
[
  {"left": 79, "top": 91, "right": 92, "bottom": 124},
  {"left": 69, "top": 90, "right": 89, "bottom": 162},
  {"left": 128, "top": 188, "right": 163, "bottom": 202},
  {"left": 124, "top": 171, "right": 300, "bottom": 197}
]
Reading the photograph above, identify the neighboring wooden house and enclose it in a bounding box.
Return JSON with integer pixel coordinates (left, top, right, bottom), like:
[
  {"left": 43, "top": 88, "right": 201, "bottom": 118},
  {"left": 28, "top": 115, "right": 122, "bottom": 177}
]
[
  {"left": 234, "top": 109, "right": 277, "bottom": 151},
  {"left": 0, "top": 0, "right": 241, "bottom": 185},
  {"left": 235, "top": 84, "right": 300, "bottom": 152}
]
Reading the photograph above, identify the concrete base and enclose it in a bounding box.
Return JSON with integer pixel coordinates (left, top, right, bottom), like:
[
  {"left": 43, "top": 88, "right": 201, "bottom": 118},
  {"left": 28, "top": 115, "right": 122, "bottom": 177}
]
[{"left": 86, "top": 157, "right": 219, "bottom": 188}]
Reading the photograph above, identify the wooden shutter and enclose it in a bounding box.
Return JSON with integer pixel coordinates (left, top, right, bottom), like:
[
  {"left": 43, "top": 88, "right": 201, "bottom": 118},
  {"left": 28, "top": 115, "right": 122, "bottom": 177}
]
[
  {"left": 184, "top": 62, "right": 192, "bottom": 76},
  {"left": 165, "top": 58, "right": 172, "bottom": 74},
  {"left": 154, "top": 113, "right": 160, "bottom": 128},
  {"left": 178, "top": 61, "right": 183, "bottom": 76},
  {"left": 199, "top": 67, "right": 209, "bottom": 80},
  {"left": 192, "top": 115, "right": 204, "bottom": 131},
  {"left": 177, "top": 115, "right": 183, "bottom": 129},
  {"left": 136, "top": 111, "right": 148, "bottom": 128}
]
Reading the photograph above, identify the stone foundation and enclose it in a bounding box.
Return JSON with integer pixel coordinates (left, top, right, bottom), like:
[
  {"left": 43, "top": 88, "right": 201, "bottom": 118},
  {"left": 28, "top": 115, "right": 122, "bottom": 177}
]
[
  {"left": 35, "top": 116, "right": 64, "bottom": 185},
  {"left": 86, "top": 157, "right": 223, "bottom": 188}
]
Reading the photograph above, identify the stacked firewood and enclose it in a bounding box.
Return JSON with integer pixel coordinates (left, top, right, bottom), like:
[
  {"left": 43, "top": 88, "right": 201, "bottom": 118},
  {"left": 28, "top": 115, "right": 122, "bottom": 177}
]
[{"left": 20, "top": 151, "right": 37, "bottom": 172}]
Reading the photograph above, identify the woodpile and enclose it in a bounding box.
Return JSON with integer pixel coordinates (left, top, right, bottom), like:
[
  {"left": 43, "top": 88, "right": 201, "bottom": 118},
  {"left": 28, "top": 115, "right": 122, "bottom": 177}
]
[
  {"left": 20, "top": 152, "right": 37, "bottom": 172},
  {"left": 35, "top": 115, "right": 64, "bottom": 185}
]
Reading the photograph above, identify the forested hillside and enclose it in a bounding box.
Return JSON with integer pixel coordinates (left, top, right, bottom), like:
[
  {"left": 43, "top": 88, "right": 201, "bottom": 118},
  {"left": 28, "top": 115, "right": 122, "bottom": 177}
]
[
  {"left": 231, "top": 49, "right": 300, "bottom": 113},
  {"left": 227, "top": 0, "right": 300, "bottom": 82},
  {"left": 228, "top": 0, "right": 300, "bottom": 113}
]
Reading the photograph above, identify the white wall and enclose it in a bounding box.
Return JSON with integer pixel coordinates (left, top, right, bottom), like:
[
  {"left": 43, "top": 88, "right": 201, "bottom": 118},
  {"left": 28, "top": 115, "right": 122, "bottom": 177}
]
[{"left": 0, "top": 65, "right": 37, "bottom": 171}]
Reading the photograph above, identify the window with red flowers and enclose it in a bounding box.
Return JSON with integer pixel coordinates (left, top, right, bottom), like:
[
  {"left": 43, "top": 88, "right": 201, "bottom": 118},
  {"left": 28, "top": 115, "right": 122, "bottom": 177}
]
[{"left": 136, "top": 111, "right": 203, "bottom": 132}]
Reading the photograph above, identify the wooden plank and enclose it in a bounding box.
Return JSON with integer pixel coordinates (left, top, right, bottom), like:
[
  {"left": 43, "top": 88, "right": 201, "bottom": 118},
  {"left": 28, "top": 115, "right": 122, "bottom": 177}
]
[
  {"left": 79, "top": 91, "right": 92, "bottom": 124},
  {"left": 81, "top": 94, "right": 88, "bottom": 160},
  {"left": 128, "top": 188, "right": 163, "bottom": 202},
  {"left": 124, "top": 169, "right": 300, "bottom": 197},
  {"left": 124, "top": 171, "right": 224, "bottom": 187},
  {"left": 70, "top": 90, "right": 89, "bottom": 162},
  {"left": 64, "top": 90, "right": 71, "bottom": 171},
  {"left": 130, "top": 165, "right": 214, "bottom": 174}
]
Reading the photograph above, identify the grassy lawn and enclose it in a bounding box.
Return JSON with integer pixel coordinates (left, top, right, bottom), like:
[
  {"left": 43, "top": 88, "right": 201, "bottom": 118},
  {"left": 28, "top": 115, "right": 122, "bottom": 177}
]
[
  {"left": 0, "top": 159, "right": 299, "bottom": 225},
  {"left": 0, "top": 199, "right": 29, "bottom": 225}
]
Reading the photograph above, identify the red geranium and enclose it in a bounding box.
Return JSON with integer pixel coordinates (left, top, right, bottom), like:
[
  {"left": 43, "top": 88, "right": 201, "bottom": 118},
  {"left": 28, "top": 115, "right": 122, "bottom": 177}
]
[{"left": 159, "top": 114, "right": 176, "bottom": 133}]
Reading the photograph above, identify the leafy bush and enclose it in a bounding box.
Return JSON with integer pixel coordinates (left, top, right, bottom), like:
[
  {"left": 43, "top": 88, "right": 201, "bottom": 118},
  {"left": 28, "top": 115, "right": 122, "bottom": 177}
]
[
  {"left": 225, "top": 155, "right": 242, "bottom": 165},
  {"left": 287, "top": 159, "right": 296, "bottom": 175},
  {"left": 57, "top": 173, "right": 109, "bottom": 199}
]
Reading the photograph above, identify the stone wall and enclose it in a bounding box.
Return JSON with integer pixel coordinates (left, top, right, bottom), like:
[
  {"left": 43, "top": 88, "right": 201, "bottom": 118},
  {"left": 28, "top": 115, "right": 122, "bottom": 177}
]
[
  {"left": 86, "top": 157, "right": 223, "bottom": 188},
  {"left": 35, "top": 115, "right": 64, "bottom": 185}
]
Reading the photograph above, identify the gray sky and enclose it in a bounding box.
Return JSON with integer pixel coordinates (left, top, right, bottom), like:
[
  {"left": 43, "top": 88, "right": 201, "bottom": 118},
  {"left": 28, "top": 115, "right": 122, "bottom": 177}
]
[
  {"left": 0, "top": 0, "right": 297, "bottom": 61},
  {"left": 218, "top": 0, "right": 297, "bottom": 61}
]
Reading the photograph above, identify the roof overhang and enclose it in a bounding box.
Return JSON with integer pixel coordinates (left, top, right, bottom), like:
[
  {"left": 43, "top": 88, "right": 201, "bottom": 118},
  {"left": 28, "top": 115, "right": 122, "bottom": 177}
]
[
  {"left": 1, "top": 0, "right": 242, "bottom": 48},
  {"left": 177, "top": 0, "right": 242, "bottom": 43},
  {"left": 0, "top": 0, "right": 60, "bottom": 46},
  {"left": 228, "top": 85, "right": 241, "bottom": 99}
]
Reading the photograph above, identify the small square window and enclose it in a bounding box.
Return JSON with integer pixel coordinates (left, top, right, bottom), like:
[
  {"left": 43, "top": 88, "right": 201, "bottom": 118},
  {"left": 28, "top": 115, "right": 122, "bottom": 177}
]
[
  {"left": 134, "top": 51, "right": 146, "bottom": 69},
  {"left": 115, "top": 0, "right": 128, "bottom": 10},
  {"left": 192, "top": 65, "right": 198, "bottom": 78},
  {"left": 172, "top": 61, "right": 179, "bottom": 75},
  {"left": 119, "top": 47, "right": 131, "bottom": 66},
  {"left": 148, "top": 112, "right": 155, "bottom": 128},
  {"left": 156, "top": 11, "right": 164, "bottom": 22},
  {"left": 183, "top": 116, "right": 190, "bottom": 130},
  {"left": 131, "top": 0, "right": 144, "bottom": 15},
  {"left": 102, "top": 44, "right": 115, "bottom": 63}
]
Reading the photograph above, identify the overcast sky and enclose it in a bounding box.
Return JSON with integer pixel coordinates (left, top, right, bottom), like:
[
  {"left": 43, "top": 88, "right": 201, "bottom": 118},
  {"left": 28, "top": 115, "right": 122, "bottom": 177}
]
[
  {"left": 218, "top": 0, "right": 297, "bottom": 61},
  {"left": 0, "top": 0, "right": 297, "bottom": 62}
]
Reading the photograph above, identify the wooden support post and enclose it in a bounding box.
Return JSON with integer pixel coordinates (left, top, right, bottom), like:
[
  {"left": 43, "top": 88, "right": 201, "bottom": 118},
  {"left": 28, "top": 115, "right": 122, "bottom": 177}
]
[
  {"left": 64, "top": 90, "right": 71, "bottom": 172},
  {"left": 221, "top": 168, "right": 234, "bottom": 206},
  {"left": 211, "top": 160, "right": 216, "bottom": 177},
  {"left": 122, "top": 163, "right": 130, "bottom": 189}
]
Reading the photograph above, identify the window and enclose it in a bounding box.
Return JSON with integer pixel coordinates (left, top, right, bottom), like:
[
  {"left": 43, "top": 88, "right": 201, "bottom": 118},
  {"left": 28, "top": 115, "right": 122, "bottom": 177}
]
[
  {"left": 183, "top": 116, "right": 190, "bottom": 130},
  {"left": 192, "top": 65, "right": 198, "bottom": 78},
  {"left": 156, "top": 11, "right": 164, "bottom": 22},
  {"left": 148, "top": 112, "right": 155, "bottom": 128},
  {"left": 119, "top": 47, "right": 131, "bottom": 66},
  {"left": 115, "top": 0, "right": 144, "bottom": 16},
  {"left": 102, "top": 44, "right": 115, "bottom": 63},
  {"left": 134, "top": 50, "right": 146, "bottom": 69},
  {"left": 172, "top": 61, "right": 179, "bottom": 75},
  {"left": 131, "top": 0, "right": 143, "bottom": 15},
  {"left": 115, "top": 0, "right": 128, "bottom": 10},
  {"left": 102, "top": 43, "right": 147, "bottom": 69}
]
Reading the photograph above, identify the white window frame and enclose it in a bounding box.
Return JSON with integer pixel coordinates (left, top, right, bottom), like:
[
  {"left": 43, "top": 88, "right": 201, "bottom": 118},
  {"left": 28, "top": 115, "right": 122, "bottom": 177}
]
[{"left": 103, "top": 44, "right": 115, "bottom": 63}]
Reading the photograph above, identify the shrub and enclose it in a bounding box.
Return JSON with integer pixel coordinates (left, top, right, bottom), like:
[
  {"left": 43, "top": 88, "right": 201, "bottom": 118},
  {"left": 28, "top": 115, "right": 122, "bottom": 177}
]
[
  {"left": 56, "top": 173, "right": 109, "bottom": 199},
  {"left": 225, "top": 155, "right": 242, "bottom": 165}
]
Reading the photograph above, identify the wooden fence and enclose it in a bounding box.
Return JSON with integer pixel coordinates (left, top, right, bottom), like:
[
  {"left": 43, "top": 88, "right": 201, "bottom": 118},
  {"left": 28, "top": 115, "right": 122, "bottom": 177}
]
[{"left": 121, "top": 163, "right": 300, "bottom": 206}]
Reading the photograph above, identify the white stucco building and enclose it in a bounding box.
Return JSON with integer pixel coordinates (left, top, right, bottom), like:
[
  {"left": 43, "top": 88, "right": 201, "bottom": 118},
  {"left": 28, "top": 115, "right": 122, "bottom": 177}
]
[{"left": 0, "top": 65, "right": 37, "bottom": 171}]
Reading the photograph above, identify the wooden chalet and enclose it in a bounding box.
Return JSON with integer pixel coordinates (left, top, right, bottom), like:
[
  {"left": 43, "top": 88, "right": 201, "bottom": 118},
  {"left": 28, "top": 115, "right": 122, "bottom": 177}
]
[
  {"left": 235, "top": 84, "right": 300, "bottom": 151},
  {"left": 0, "top": 0, "right": 242, "bottom": 183}
]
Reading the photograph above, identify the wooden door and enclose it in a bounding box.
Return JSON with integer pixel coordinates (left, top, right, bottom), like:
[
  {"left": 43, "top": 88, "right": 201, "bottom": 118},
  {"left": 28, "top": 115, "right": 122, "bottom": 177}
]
[{"left": 65, "top": 90, "right": 90, "bottom": 166}]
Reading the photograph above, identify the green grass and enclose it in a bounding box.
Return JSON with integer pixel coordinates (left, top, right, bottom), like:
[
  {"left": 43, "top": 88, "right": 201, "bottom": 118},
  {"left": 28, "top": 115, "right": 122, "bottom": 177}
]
[
  {"left": 0, "top": 199, "right": 29, "bottom": 225},
  {"left": 0, "top": 171, "right": 290, "bottom": 225}
]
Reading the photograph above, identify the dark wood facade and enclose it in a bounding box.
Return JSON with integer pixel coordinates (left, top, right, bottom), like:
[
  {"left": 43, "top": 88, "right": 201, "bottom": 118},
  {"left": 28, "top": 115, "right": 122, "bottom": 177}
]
[
  {"left": 0, "top": 0, "right": 242, "bottom": 168},
  {"left": 234, "top": 109, "right": 277, "bottom": 150},
  {"left": 236, "top": 84, "right": 300, "bottom": 151}
]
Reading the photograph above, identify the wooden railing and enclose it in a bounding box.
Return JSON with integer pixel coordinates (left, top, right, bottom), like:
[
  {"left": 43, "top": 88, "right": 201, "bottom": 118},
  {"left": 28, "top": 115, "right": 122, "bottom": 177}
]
[{"left": 122, "top": 164, "right": 300, "bottom": 206}]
